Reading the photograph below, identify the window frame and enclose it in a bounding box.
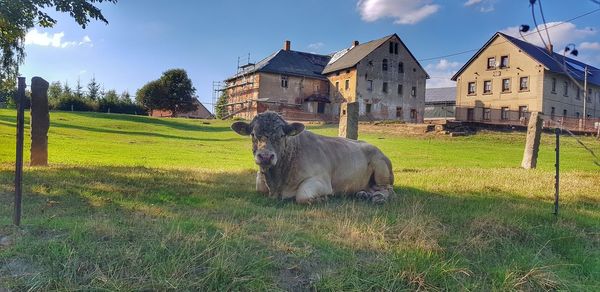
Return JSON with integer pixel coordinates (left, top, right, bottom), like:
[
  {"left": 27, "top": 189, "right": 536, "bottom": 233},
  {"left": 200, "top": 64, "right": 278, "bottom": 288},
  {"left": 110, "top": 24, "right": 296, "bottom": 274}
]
[
  {"left": 483, "top": 80, "right": 492, "bottom": 94},
  {"left": 367, "top": 80, "right": 373, "bottom": 92},
  {"left": 467, "top": 81, "right": 476, "bottom": 95},
  {"left": 411, "top": 86, "right": 416, "bottom": 97},
  {"left": 281, "top": 75, "right": 289, "bottom": 88},
  {"left": 519, "top": 76, "right": 529, "bottom": 91},
  {"left": 487, "top": 57, "right": 496, "bottom": 70},
  {"left": 501, "top": 107, "right": 509, "bottom": 120},
  {"left": 344, "top": 79, "right": 350, "bottom": 90},
  {"left": 483, "top": 108, "right": 491, "bottom": 121},
  {"left": 499, "top": 55, "right": 509, "bottom": 68},
  {"left": 382, "top": 82, "right": 388, "bottom": 93},
  {"left": 501, "top": 78, "right": 511, "bottom": 93}
]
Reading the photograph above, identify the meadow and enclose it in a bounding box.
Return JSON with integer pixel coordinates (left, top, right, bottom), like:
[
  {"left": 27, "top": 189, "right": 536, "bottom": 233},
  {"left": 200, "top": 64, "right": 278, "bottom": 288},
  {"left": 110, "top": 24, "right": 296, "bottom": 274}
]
[{"left": 0, "top": 108, "right": 598, "bottom": 291}]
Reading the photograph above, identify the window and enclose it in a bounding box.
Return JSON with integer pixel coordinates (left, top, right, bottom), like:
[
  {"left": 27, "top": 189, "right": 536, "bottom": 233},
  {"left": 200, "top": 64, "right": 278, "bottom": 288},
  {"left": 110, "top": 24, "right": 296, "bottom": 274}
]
[
  {"left": 335, "top": 81, "right": 339, "bottom": 90},
  {"left": 411, "top": 86, "right": 416, "bottom": 97},
  {"left": 563, "top": 81, "right": 568, "bottom": 96},
  {"left": 519, "top": 106, "right": 528, "bottom": 119},
  {"left": 366, "top": 103, "right": 372, "bottom": 113},
  {"left": 550, "top": 107, "right": 555, "bottom": 118},
  {"left": 500, "top": 56, "right": 509, "bottom": 68},
  {"left": 467, "top": 108, "right": 475, "bottom": 121},
  {"left": 576, "top": 88, "right": 581, "bottom": 100},
  {"left": 487, "top": 57, "right": 496, "bottom": 70},
  {"left": 382, "top": 82, "right": 388, "bottom": 93},
  {"left": 394, "top": 43, "right": 399, "bottom": 55},
  {"left": 576, "top": 112, "right": 580, "bottom": 119},
  {"left": 587, "top": 88, "right": 592, "bottom": 102},
  {"left": 389, "top": 42, "right": 394, "bottom": 54},
  {"left": 563, "top": 109, "right": 567, "bottom": 117},
  {"left": 468, "top": 82, "right": 476, "bottom": 95},
  {"left": 502, "top": 78, "right": 511, "bottom": 92},
  {"left": 317, "top": 102, "right": 325, "bottom": 114},
  {"left": 367, "top": 80, "right": 373, "bottom": 91},
  {"left": 483, "top": 108, "right": 491, "bottom": 120},
  {"left": 501, "top": 107, "right": 509, "bottom": 120},
  {"left": 382, "top": 59, "right": 388, "bottom": 71},
  {"left": 398, "top": 62, "right": 404, "bottom": 73},
  {"left": 396, "top": 107, "right": 403, "bottom": 118},
  {"left": 397, "top": 84, "right": 403, "bottom": 95},
  {"left": 519, "top": 77, "right": 529, "bottom": 91},
  {"left": 281, "top": 75, "right": 288, "bottom": 88},
  {"left": 551, "top": 77, "right": 557, "bottom": 93},
  {"left": 410, "top": 109, "right": 417, "bottom": 120},
  {"left": 483, "top": 80, "right": 492, "bottom": 94},
  {"left": 345, "top": 79, "right": 350, "bottom": 90}
]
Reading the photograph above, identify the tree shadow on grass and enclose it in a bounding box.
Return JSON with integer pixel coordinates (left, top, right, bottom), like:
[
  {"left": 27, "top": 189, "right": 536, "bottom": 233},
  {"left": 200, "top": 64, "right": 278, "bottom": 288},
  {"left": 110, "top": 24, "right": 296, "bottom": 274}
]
[
  {"left": 0, "top": 166, "right": 598, "bottom": 291},
  {"left": 50, "top": 121, "right": 242, "bottom": 142},
  {"left": 68, "top": 112, "right": 231, "bottom": 133}
]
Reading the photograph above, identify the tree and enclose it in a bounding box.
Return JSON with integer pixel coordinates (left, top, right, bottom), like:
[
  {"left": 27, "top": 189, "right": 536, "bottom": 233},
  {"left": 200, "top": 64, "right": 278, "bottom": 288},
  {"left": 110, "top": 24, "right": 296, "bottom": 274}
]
[
  {"left": 215, "top": 91, "right": 229, "bottom": 119},
  {"left": 104, "top": 89, "right": 119, "bottom": 104},
  {"left": 74, "top": 78, "right": 84, "bottom": 100},
  {"left": 0, "top": 0, "right": 117, "bottom": 90},
  {"left": 62, "top": 81, "right": 72, "bottom": 98},
  {"left": 87, "top": 76, "right": 100, "bottom": 100},
  {"left": 136, "top": 69, "right": 198, "bottom": 115},
  {"left": 48, "top": 81, "right": 62, "bottom": 108},
  {"left": 119, "top": 90, "right": 133, "bottom": 104}
]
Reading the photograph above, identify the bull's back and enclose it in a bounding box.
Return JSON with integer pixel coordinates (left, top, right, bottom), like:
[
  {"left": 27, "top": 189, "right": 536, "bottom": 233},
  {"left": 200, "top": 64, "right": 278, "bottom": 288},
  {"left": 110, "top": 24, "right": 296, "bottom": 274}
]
[{"left": 296, "top": 132, "right": 375, "bottom": 193}]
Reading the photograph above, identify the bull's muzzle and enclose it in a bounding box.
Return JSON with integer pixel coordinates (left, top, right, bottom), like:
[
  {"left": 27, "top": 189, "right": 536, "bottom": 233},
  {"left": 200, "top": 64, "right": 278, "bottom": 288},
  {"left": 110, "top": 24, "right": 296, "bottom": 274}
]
[{"left": 255, "top": 152, "right": 276, "bottom": 167}]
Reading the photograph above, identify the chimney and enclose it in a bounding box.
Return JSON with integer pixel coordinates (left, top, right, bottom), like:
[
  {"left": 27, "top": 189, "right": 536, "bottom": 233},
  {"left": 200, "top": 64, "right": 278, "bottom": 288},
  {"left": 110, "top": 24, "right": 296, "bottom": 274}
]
[
  {"left": 353, "top": 40, "right": 359, "bottom": 47},
  {"left": 284, "top": 40, "right": 291, "bottom": 51}
]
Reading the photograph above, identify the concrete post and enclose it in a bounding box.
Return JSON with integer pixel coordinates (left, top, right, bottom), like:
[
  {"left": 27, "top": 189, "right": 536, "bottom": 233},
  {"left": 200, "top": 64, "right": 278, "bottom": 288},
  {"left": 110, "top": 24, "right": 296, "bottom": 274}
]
[
  {"left": 521, "top": 112, "right": 543, "bottom": 169},
  {"left": 30, "top": 77, "right": 50, "bottom": 166},
  {"left": 339, "top": 102, "right": 358, "bottom": 140}
]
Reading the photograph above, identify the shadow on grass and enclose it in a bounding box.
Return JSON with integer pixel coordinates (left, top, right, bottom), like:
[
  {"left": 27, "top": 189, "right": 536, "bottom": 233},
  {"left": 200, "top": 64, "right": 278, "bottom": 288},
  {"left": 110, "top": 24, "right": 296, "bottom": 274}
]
[
  {"left": 0, "top": 165, "right": 597, "bottom": 291},
  {"left": 50, "top": 121, "right": 242, "bottom": 142},
  {"left": 68, "top": 112, "right": 231, "bottom": 133}
]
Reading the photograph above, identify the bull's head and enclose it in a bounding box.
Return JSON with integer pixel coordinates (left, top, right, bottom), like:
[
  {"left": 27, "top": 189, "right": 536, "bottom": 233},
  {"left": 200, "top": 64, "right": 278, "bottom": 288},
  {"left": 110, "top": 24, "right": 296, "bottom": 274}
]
[{"left": 231, "top": 112, "right": 304, "bottom": 168}]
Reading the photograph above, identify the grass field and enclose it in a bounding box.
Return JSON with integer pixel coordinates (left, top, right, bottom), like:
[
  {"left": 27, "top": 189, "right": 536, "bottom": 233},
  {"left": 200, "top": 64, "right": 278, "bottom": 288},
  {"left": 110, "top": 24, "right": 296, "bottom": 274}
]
[{"left": 0, "top": 109, "right": 599, "bottom": 291}]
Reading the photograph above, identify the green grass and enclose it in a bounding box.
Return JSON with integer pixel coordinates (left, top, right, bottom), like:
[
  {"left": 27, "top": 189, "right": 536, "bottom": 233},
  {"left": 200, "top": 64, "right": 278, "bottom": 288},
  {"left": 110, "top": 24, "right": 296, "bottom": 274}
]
[{"left": 0, "top": 109, "right": 598, "bottom": 291}]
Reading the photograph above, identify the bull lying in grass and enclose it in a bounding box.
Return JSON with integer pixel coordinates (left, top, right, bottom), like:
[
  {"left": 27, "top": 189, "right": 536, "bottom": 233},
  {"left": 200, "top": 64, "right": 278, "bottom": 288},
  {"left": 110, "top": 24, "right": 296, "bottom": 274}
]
[{"left": 231, "top": 112, "right": 394, "bottom": 204}]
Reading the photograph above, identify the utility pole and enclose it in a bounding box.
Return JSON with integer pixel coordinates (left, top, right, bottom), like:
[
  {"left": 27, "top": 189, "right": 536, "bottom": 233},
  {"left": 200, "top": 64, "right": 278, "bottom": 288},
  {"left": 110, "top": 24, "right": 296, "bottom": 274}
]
[{"left": 583, "top": 66, "right": 588, "bottom": 130}]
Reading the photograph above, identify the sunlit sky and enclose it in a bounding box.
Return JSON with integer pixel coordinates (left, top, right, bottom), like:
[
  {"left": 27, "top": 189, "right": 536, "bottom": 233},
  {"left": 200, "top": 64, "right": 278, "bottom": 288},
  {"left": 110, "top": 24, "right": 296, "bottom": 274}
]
[{"left": 20, "top": 0, "right": 600, "bottom": 111}]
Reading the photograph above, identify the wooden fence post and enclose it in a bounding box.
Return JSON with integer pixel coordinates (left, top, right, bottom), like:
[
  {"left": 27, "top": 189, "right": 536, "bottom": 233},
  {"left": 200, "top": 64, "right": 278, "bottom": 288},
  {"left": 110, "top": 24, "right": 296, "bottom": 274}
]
[{"left": 14, "top": 77, "right": 26, "bottom": 226}]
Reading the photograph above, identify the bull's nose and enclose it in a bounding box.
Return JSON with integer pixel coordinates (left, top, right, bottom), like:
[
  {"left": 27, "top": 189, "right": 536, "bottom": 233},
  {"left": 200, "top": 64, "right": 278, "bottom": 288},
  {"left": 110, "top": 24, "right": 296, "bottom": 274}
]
[{"left": 257, "top": 153, "right": 274, "bottom": 164}]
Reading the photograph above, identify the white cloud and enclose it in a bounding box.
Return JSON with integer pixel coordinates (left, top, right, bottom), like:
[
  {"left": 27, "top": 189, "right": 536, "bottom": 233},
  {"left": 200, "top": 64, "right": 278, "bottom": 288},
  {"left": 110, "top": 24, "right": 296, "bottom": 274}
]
[
  {"left": 24, "top": 29, "right": 93, "bottom": 48},
  {"left": 425, "top": 59, "right": 462, "bottom": 88},
  {"left": 579, "top": 41, "right": 600, "bottom": 50},
  {"left": 464, "top": 0, "right": 495, "bottom": 13},
  {"left": 357, "top": 0, "right": 440, "bottom": 25},
  {"left": 463, "top": 0, "right": 482, "bottom": 6},
  {"left": 500, "top": 22, "right": 596, "bottom": 51},
  {"left": 307, "top": 42, "right": 325, "bottom": 50}
]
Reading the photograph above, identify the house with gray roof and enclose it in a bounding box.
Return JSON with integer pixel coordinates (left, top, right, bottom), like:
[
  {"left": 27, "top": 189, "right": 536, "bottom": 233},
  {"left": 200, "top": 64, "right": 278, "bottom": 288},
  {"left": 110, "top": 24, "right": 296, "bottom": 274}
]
[
  {"left": 223, "top": 34, "right": 428, "bottom": 122},
  {"left": 451, "top": 32, "right": 600, "bottom": 128},
  {"left": 425, "top": 87, "right": 456, "bottom": 120}
]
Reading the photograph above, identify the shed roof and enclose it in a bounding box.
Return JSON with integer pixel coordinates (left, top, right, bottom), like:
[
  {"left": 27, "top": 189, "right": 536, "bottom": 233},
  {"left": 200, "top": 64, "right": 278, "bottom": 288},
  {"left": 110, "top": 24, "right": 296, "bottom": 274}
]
[{"left": 425, "top": 87, "right": 456, "bottom": 103}]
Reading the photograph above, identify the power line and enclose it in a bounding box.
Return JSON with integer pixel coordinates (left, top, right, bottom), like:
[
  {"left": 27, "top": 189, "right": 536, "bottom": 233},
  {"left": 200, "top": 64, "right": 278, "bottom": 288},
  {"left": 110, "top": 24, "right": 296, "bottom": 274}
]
[{"left": 417, "top": 8, "right": 600, "bottom": 62}]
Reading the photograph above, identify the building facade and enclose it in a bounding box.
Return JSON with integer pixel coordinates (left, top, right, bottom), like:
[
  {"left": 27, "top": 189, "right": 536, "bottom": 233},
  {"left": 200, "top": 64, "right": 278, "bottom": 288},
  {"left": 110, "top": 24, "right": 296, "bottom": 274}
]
[
  {"left": 425, "top": 87, "right": 456, "bottom": 120},
  {"left": 323, "top": 34, "right": 429, "bottom": 122},
  {"left": 452, "top": 32, "right": 600, "bottom": 125},
  {"left": 150, "top": 99, "right": 214, "bottom": 119},
  {"left": 223, "top": 35, "right": 428, "bottom": 123}
]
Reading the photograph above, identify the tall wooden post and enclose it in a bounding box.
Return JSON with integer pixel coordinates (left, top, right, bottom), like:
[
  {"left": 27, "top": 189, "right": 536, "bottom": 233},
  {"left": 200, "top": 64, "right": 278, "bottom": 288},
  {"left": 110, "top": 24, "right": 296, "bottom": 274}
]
[
  {"left": 14, "top": 77, "right": 26, "bottom": 226},
  {"left": 30, "top": 77, "right": 50, "bottom": 166}
]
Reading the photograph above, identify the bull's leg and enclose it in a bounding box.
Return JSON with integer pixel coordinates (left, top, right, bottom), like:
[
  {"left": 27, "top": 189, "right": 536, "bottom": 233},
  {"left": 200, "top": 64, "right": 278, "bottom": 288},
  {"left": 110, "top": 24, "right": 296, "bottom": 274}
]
[
  {"left": 256, "top": 171, "right": 269, "bottom": 195},
  {"left": 295, "top": 177, "right": 333, "bottom": 204},
  {"left": 368, "top": 155, "right": 395, "bottom": 204}
]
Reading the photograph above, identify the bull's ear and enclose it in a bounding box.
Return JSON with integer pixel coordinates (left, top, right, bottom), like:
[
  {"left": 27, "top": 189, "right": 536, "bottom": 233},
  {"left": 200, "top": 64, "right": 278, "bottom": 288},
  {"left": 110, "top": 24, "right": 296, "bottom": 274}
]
[
  {"left": 231, "top": 122, "right": 252, "bottom": 136},
  {"left": 284, "top": 122, "right": 305, "bottom": 136}
]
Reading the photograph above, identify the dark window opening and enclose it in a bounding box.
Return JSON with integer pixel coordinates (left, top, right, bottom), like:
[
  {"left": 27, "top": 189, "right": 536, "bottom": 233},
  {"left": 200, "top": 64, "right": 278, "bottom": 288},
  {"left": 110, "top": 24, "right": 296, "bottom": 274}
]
[{"left": 382, "top": 59, "right": 388, "bottom": 71}]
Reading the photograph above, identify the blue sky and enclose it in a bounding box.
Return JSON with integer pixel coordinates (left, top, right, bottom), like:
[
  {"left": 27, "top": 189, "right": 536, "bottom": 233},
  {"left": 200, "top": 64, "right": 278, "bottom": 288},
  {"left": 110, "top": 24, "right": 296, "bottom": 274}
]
[{"left": 20, "top": 0, "right": 600, "bottom": 111}]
